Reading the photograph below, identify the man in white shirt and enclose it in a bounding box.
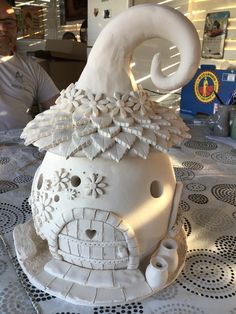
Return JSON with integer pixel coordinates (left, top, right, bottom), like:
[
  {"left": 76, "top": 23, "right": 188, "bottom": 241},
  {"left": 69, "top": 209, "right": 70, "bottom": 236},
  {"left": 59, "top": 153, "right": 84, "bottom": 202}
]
[{"left": 0, "top": 0, "right": 60, "bottom": 130}]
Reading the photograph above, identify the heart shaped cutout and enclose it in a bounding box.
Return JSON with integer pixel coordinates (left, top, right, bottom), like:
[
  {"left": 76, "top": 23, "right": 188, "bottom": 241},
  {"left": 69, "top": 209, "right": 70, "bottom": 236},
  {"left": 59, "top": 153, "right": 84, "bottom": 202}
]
[{"left": 86, "top": 229, "right": 96, "bottom": 239}]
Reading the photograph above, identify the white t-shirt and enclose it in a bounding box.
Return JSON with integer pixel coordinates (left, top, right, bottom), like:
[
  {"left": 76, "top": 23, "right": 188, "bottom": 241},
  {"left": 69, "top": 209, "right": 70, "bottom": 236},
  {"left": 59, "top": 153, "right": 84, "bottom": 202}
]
[{"left": 0, "top": 53, "right": 59, "bottom": 130}]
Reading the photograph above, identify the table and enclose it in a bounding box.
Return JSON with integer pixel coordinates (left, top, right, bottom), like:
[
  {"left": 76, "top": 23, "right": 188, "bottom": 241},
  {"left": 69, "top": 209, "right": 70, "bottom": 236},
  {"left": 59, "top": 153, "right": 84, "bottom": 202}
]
[{"left": 0, "top": 126, "right": 236, "bottom": 314}]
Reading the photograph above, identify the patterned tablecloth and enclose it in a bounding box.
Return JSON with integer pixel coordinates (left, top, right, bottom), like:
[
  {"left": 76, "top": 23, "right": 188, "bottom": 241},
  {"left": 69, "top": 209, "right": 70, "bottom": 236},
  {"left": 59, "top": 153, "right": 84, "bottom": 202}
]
[{"left": 0, "top": 126, "right": 236, "bottom": 314}]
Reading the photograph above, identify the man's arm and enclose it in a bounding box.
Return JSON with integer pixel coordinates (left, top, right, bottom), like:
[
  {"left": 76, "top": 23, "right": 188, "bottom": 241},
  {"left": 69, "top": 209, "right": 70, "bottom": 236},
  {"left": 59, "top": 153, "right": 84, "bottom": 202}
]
[
  {"left": 27, "top": 94, "right": 59, "bottom": 118},
  {"left": 40, "top": 94, "right": 60, "bottom": 111}
]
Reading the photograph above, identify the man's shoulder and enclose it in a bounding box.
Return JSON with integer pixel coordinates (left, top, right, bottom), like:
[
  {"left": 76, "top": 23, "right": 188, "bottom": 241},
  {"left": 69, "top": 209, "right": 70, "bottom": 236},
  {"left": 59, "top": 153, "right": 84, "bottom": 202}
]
[
  {"left": 13, "top": 53, "right": 43, "bottom": 74},
  {"left": 14, "top": 53, "right": 37, "bottom": 65}
]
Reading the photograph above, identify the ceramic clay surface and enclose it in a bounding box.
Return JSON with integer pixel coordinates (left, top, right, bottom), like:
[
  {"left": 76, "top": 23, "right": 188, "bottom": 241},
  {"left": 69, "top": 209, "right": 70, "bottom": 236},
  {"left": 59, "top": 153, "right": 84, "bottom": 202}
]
[{"left": 14, "top": 3, "right": 200, "bottom": 305}]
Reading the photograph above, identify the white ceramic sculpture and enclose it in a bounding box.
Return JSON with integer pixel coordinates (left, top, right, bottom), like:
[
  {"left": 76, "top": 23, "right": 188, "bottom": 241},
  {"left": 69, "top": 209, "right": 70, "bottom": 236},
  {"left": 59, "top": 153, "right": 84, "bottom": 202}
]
[
  {"left": 14, "top": 4, "right": 201, "bottom": 305},
  {"left": 145, "top": 256, "right": 169, "bottom": 290},
  {"left": 157, "top": 238, "right": 179, "bottom": 273}
]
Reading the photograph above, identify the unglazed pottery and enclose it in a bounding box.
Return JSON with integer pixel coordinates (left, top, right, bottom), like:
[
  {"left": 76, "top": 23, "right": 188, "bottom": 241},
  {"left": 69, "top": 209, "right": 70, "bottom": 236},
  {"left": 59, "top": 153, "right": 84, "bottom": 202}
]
[
  {"left": 157, "top": 238, "right": 179, "bottom": 273},
  {"left": 145, "top": 256, "right": 168, "bottom": 290},
  {"left": 14, "top": 3, "right": 201, "bottom": 306}
]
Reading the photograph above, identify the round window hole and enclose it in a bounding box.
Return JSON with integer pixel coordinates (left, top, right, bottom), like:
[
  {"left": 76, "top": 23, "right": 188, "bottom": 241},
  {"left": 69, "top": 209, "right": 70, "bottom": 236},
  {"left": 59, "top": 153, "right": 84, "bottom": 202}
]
[
  {"left": 150, "top": 180, "right": 163, "bottom": 198},
  {"left": 54, "top": 195, "right": 60, "bottom": 202},
  {"left": 71, "top": 176, "right": 81, "bottom": 187},
  {"left": 37, "top": 173, "right": 43, "bottom": 190}
]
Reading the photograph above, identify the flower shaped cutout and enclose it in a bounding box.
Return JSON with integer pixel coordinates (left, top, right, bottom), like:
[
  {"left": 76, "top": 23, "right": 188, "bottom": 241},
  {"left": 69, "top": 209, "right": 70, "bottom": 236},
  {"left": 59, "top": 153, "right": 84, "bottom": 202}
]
[
  {"left": 78, "top": 92, "right": 109, "bottom": 118},
  {"left": 85, "top": 174, "right": 107, "bottom": 198},
  {"left": 55, "top": 84, "right": 85, "bottom": 112},
  {"left": 21, "top": 85, "right": 190, "bottom": 160},
  {"left": 63, "top": 84, "right": 83, "bottom": 101},
  {"left": 53, "top": 168, "right": 70, "bottom": 191},
  {"left": 130, "top": 86, "right": 154, "bottom": 116},
  {"left": 67, "top": 188, "right": 80, "bottom": 200},
  {"left": 107, "top": 92, "right": 134, "bottom": 119},
  {"left": 37, "top": 192, "right": 54, "bottom": 223}
]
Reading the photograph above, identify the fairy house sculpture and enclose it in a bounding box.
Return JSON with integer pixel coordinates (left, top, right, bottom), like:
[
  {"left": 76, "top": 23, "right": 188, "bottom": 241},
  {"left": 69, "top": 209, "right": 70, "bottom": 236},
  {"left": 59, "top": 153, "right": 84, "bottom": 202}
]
[{"left": 14, "top": 4, "right": 200, "bottom": 305}]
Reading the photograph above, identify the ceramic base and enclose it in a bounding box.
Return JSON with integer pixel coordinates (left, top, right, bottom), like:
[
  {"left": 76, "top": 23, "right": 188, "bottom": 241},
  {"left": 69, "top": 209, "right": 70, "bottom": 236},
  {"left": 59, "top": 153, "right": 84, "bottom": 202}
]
[{"left": 13, "top": 219, "right": 187, "bottom": 306}]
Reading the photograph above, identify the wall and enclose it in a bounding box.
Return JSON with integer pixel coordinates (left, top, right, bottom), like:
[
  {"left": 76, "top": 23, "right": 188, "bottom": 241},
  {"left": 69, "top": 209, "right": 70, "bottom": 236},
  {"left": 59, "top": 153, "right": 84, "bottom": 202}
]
[
  {"left": 15, "top": 0, "right": 58, "bottom": 54},
  {"left": 14, "top": 0, "right": 87, "bottom": 91},
  {"left": 189, "top": 0, "right": 236, "bottom": 69},
  {"left": 15, "top": 0, "right": 236, "bottom": 104},
  {"left": 132, "top": 0, "right": 236, "bottom": 104},
  {"left": 55, "top": 0, "right": 85, "bottom": 42},
  {"left": 132, "top": 0, "right": 189, "bottom": 104},
  {"left": 15, "top": 0, "right": 85, "bottom": 55}
]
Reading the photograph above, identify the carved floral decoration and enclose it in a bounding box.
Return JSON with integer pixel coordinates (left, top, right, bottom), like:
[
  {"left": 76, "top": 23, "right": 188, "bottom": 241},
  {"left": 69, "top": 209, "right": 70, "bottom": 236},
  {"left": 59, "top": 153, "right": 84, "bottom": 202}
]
[
  {"left": 29, "top": 191, "right": 53, "bottom": 236},
  {"left": 29, "top": 170, "right": 108, "bottom": 230},
  {"left": 67, "top": 188, "right": 80, "bottom": 200},
  {"left": 36, "top": 192, "right": 54, "bottom": 223},
  {"left": 53, "top": 168, "right": 70, "bottom": 191},
  {"left": 21, "top": 85, "right": 191, "bottom": 162},
  {"left": 85, "top": 174, "right": 107, "bottom": 198}
]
